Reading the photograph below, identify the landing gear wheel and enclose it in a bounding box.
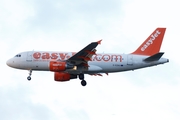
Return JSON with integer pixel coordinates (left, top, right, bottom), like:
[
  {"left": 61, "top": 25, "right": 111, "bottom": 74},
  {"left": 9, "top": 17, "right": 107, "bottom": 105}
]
[
  {"left": 27, "top": 70, "right": 32, "bottom": 81},
  {"left": 27, "top": 76, "right": 31, "bottom": 81},
  {"left": 81, "top": 80, "right": 87, "bottom": 86}
]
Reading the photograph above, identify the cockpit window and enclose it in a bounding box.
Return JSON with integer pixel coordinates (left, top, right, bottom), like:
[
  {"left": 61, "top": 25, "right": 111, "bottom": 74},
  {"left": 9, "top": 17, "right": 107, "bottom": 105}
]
[{"left": 15, "top": 54, "right": 21, "bottom": 57}]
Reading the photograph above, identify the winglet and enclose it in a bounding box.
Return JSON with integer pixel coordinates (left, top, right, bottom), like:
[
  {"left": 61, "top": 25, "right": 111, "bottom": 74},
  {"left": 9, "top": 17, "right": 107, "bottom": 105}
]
[
  {"left": 97, "top": 39, "right": 102, "bottom": 44},
  {"left": 132, "top": 28, "right": 166, "bottom": 56}
]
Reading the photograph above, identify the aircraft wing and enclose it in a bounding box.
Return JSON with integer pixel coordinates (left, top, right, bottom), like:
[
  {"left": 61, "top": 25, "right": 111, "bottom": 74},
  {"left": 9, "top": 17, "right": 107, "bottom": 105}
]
[{"left": 67, "top": 40, "right": 102, "bottom": 65}]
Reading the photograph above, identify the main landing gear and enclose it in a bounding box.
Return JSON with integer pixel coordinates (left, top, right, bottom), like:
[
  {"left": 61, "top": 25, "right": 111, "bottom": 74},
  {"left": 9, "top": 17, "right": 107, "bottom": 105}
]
[
  {"left": 79, "top": 74, "right": 87, "bottom": 86},
  {"left": 27, "top": 70, "right": 32, "bottom": 81}
]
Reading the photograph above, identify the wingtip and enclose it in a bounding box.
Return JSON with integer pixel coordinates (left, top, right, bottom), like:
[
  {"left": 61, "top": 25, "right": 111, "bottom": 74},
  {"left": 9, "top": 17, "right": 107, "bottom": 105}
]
[{"left": 97, "top": 39, "right": 102, "bottom": 44}]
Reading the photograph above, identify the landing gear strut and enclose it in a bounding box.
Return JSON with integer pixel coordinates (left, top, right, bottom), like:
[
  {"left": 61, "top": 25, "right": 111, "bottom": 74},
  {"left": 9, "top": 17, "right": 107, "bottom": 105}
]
[
  {"left": 27, "top": 70, "right": 32, "bottom": 81},
  {"left": 79, "top": 74, "right": 87, "bottom": 86}
]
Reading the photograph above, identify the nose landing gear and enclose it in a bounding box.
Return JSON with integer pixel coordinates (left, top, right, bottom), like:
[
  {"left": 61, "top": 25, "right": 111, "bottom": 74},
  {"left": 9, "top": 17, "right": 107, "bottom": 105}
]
[
  {"left": 27, "top": 70, "right": 32, "bottom": 81},
  {"left": 79, "top": 74, "right": 87, "bottom": 86}
]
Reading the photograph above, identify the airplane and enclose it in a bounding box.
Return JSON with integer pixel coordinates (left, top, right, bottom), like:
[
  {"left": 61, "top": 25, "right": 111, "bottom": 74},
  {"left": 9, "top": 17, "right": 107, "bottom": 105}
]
[{"left": 6, "top": 28, "right": 169, "bottom": 86}]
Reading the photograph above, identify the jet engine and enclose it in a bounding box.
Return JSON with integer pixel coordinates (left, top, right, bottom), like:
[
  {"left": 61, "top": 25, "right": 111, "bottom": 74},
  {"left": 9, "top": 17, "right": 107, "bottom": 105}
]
[
  {"left": 49, "top": 61, "right": 74, "bottom": 72},
  {"left": 54, "top": 72, "right": 77, "bottom": 81}
]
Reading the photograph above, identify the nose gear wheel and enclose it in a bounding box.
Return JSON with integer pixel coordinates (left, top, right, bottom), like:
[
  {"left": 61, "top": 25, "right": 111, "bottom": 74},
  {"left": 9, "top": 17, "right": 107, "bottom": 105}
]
[{"left": 27, "top": 70, "right": 32, "bottom": 81}]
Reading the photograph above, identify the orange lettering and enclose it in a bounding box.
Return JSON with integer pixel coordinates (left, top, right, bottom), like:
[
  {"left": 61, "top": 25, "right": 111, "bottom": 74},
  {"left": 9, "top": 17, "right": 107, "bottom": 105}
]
[
  {"left": 33, "top": 52, "right": 122, "bottom": 62},
  {"left": 102, "top": 54, "right": 110, "bottom": 62},
  {"left": 42, "top": 52, "right": 50, "bottom": 59},
  {"left": 51, "top": 53, "right": 58, "bottom": 59},
  {"left": 94, "top": 54, "right": 102, "bottom": 61},
  {"left": 59, "top": 53, "right": 68, "bottom": 60},
  {"left": 111, "top": 55, "right": 122, "bottom": 62},
  {"left": 33, "top": 52, "right": 41, "bottom": 59}
]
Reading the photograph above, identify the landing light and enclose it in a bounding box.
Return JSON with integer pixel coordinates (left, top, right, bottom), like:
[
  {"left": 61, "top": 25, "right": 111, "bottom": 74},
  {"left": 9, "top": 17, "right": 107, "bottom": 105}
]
[{"left": 72, "top": 66, "right": 77, "bottom": 70}]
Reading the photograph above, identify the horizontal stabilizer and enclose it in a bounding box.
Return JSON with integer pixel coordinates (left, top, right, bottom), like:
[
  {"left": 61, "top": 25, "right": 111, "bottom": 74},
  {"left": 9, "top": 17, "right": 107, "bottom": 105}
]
[{"left": 144, "top": 52, "right": 164, "bottom": 62}]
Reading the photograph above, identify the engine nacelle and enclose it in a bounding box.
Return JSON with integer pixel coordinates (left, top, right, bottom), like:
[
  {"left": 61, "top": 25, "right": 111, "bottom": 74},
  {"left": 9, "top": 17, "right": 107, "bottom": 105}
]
[
  {"left": 54, "top": 72, "right": 70, "bottom": 81},
  {"left": 49, "top": 61, "right": 74, "bottom": 72},
  {"left": 54, "top": 72, "right": 77, "bottom": 81}
]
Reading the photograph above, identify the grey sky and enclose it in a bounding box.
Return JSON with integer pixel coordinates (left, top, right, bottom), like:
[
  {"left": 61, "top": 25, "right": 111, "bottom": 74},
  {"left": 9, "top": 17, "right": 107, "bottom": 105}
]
[{"left": 1, "top": 0, "right": 180, "bottom": 120}]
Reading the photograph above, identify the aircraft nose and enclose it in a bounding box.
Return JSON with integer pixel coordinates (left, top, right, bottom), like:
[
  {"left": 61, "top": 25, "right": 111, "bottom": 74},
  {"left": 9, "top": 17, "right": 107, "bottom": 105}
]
[{"left": 6, "top": 59, "right": 13, "bottom": 67}]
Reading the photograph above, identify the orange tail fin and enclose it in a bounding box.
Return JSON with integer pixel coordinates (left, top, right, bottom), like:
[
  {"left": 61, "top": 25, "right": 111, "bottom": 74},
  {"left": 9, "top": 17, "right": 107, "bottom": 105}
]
[{"left": 132, "top": 28, "right": 166, "bottom": 56}]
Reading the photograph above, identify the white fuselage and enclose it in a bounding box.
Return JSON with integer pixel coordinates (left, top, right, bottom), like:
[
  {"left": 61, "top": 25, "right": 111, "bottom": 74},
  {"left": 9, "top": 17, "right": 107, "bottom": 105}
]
[
  {"left": 6, "top": 51, "right": 169, "bottom": 74},
  {"left": 6, "top": 28, "right": 168, "bottom": 86}
]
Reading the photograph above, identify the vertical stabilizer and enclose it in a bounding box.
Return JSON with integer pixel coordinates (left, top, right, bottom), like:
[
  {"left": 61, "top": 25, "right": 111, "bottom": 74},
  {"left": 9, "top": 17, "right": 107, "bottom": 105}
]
[{"left": 132, "top": 28, "right": 166, "bottom": 56}]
